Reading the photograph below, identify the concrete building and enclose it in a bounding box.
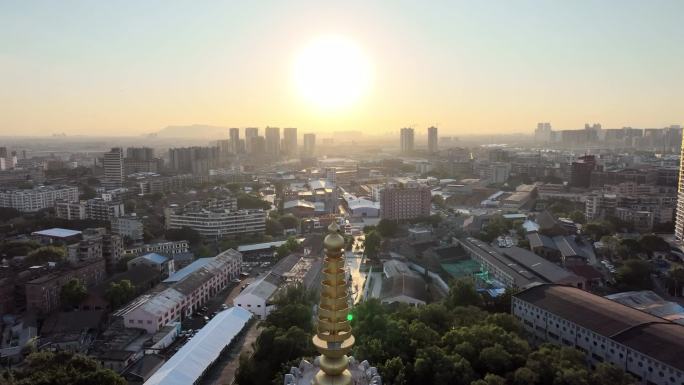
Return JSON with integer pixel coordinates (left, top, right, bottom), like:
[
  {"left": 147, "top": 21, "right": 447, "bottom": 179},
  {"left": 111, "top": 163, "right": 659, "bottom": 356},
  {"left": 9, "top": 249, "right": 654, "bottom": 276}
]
[
  {"left": 245, "top": 127, "right": 258, "bottom": 153},
  {"left": 380, "top": 260, "right": 427, "bottom": 306},
  {"left": 234, "top": 254, "right": 319, "bottom": 319},
  {"left": 379, "top": 178, "right": 431, "bottom": 220},
  {"left": 123, "top": 241, "right": 190, "bottom": 258},
  {"left": 0, "top": 185, "right": 79, "bottom": 212},
  {"left": 676, "top": 140, "right": 684, "bottom": 243},
  {"left": 55, "top": 199, "right": 87, "bottom": 220},
  {"left": 229, "top": 127, "right": 240, "bottom": 154},
  {"left": 400, "top": 127, "right": 414, "bottom": 154},
  {"left": 303, "top": 133, "right": 316, "bottom": 157},
  {"left": 456, "top": 238, "right": 585, "bottom": 289},
  {"left": 168, "top": 146, "right": 219, "bottom": 175},
  {"left": 535, "top": 122, "right": 552, "bottom": 143},
  {"left": 165, "top": 207, "right": 266, "bottom": 239},
  {"left": 512, "top": 284, "right": 684, "bottom": 385},
  {"left": 120, "top": 249, "right": 242, "bottom": 333},
  {"left": 265, "top": 126, "right": 281, "bottom": 158},
  {"left": 127, "top": 253, "right": 174, "bottom": 279},
  {"left": 283, "top": 127, "right": 298, "bottom": 156},
  {"left": 111, "top": 215, "right": 144, "bottom": 243},
  {"left": 25, "top": 258, "right": 106, "bottom": 314},
  {"left": 55, "top": 196, "right": 125, "bottom": 221},
  {"left": 570, "top": 155, "right": 597, "bottom": 188},
  {"left": 427, "top": 126, "right": 438, "bottom": 153},
  {"left": 103, "top": 147, "right": 124, "bottom": 190},
  {"left": 586, "top": 191, "right": 675, "bottom": 232}
]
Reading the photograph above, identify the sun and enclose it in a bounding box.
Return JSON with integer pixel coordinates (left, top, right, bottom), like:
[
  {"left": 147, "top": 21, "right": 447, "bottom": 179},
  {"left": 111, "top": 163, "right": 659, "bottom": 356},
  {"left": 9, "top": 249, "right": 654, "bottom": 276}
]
[{"left": 293, "top": 35, "right": 372, "bottom": 111}]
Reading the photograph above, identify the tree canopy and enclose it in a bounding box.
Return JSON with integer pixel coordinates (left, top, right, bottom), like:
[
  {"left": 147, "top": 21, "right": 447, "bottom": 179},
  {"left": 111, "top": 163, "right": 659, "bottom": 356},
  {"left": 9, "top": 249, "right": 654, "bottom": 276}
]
[
  {"left": 165, "top": 226, "right": 201, "bottom": 245},
  {"left": 60, "top": 279, "right": 88, "bottom": 309},
  {"left": 105, "top": 279, "right": 137, "bottom": 309},
  {"left": 615, "top": 259, "right": 653, "bottom": 291},
  {"left": 237, "top": 193, "right": 271, "bottom": 210},
  {"left": 0, "top": 351, "right": 126, "bottom": 385},
  {"left": 363, "top": 230, "right": 382, "bottom": 261},
  {"left": 377, "top": 219, "right": 399, "bottom": 238},
  {"left": 25, "top": 246, "right": 66, "bottom": 265}
]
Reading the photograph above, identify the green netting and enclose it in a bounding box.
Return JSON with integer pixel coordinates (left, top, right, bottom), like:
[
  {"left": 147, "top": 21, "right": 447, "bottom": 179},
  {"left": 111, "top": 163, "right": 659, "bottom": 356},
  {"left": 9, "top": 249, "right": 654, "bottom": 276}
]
[{"left": 441, "top": 260, "right": 482, "bottom": 278}]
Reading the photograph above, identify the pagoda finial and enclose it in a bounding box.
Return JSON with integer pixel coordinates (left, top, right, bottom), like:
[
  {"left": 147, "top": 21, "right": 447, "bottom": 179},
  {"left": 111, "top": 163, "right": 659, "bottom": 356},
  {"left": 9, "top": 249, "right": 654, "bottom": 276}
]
[{"left": 312, "top": 221, "right": 354, "bottom": 385}]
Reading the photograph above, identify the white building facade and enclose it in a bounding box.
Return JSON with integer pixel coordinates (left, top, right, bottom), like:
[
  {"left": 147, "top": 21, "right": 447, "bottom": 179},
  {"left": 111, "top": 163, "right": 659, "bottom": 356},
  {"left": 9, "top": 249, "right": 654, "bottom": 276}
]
[{"left": 512, "top": 284, "right": 684, "bottom": 385}]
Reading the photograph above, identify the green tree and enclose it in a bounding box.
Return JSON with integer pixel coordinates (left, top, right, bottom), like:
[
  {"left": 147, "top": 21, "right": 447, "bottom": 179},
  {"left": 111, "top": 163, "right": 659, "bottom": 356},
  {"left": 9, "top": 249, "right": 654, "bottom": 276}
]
[
  {"left": 4, "top": 351, "right": 125, "bottom": 385},
  {"left": 237, "top": 193, "right": 271, "bottom": 210},
  {"left": 666, "top": 266, "right": 684, "bottom": 297},
  {"left": 446, "top": 279, "right": 483, "bottom": 308},
  {"left": 265, "top": 218, "right": 283, "bottom": 237},
  {"left": 639, "top": 234, "right": 670, "bottom": 256},
  {"left": 569, "top": 210, "right": 586, "bottom": 224},
  {"left": 377, "top": 219, "right": 399, "bottom": 237},
  {"left": 165, "top": 226, "right": 201, "bottom": 245},
  {"left": 60, "top": 279, "right": 88, "bottom": 309},
  {"left": 381, "top": 357, "right": 408, "bottom": 385},
  {"left": 195, "top": 243, "right": 214, "bottom": 258},
  {"left": 26, "top": 246, "right": 66, "bottom": 265},
  {"left": 615, "top": 259, "right": 653, "bottom": 290},
  {"left": 105, "top": 280, "right": 137, "bottom": 309},
  {"left": 363, "top": 230, "right": 382, "bottom": 260},
  {"left": 278, "top": 214, "right": 300, "bottom": 230},
  {"left": 471, "top": 374, "right": 506, "bottom": 385},
  {"left": 590, "top": 363, "right": 636, "bottom": 385},
  {"left": 583, "top": 221, "right": 614, "bottom": 241}
]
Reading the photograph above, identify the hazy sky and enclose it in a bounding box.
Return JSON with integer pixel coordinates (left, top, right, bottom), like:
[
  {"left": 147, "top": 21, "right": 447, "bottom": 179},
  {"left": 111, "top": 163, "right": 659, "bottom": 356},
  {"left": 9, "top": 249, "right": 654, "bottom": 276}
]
[{"left": 1, "top": 0, "right": 683, "bottom": 136}]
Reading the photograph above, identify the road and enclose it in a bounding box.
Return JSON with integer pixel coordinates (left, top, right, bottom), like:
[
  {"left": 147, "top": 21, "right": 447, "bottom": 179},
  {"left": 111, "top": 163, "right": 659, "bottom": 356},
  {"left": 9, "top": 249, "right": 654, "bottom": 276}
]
[{"left": 345, "top": 235, "right": 368, "bottom": 304}]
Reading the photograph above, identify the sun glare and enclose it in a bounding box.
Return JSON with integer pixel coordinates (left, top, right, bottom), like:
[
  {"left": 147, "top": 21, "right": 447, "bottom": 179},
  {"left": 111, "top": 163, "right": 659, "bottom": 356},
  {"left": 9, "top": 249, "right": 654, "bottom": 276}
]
[{"left": 293, "top": 35, "right": 372, "bottom": 111}]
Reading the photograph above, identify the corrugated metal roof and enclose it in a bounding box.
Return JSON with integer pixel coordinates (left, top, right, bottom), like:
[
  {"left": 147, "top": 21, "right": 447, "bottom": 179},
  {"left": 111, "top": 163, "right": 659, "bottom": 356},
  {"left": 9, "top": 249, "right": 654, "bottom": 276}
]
[
  {"left": 144, "top": 307, "right": 252, "bottom": 385},
  {"left": 32, "top": 228, "right": 82, "bottom": 238},
  {"left": 142, "top": 253, "right": 169, "bottom": 265}
]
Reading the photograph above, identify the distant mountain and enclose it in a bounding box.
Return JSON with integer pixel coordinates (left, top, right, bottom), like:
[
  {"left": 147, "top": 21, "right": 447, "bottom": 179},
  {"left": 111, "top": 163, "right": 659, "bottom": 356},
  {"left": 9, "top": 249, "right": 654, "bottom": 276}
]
[{"left": 152, "top": 124, "right": 229, "bottom": 139}]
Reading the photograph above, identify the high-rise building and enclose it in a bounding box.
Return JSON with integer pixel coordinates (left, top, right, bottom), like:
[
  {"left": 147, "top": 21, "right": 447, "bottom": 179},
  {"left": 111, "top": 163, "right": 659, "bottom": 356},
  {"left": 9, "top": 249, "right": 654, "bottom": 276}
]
[
  {"left": 0, "top": 147, "right": 7, "bottom": 171},
  {"left": 245, "top": 127, "right": 258, "bottom": 153},
  {"left": 427, "top": 126, "right": 438, "bottom": 153},
  {"left": 535, "top": 122, "right": 553, "bottom": 143},
  {"left": 168, "top": 147, "right": 220, "bottom": 175},
  {"left": 126, "top": 147, "right": 154, "bottom": 161},
  {"left": 570, "top": 155, "right": 597, "bottom": 188},
  {"left": 325, "top": 167, "right": 336, "bottom": 186},
  {"left": 0, "top": 185, "right": 79, "bottom": 212},
  {"left": 380, "top": 178, "right": 431, "bottom": 220},
  {"left": 283, "top": 127, "right": 298, "bottom": 156},
  {"left": 265, "top": 126, "right": 281, "bottom": 158},
  {"left": 303, "top": 133, "right": 316, "bottom": 157},
  {"left": 400, "top": 127, "right": 414, "bottom": 154},
  {"left": 675, "top": 141, "right": 684, "bottom": 243},
  {"left": 250, "top": 136, "right": 266, "bottom": 156},
  {"left": 103, "top": 147, "right": 124, "bottom": 190},
  {"left": 229, "top": 128, "right": 240, "bottom": 154}
]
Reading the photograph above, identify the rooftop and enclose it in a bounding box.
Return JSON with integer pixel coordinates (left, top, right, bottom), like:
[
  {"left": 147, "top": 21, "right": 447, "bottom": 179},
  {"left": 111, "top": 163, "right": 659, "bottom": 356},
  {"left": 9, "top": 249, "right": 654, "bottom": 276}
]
[
  {"left": 515, "top": 284, "right": 666, "bottom": 336},
  {"left": 143, "top": 307, "right": 252, "bottom": 385},
  {"left": 516, "top": 284, "right": 684, "bottom": 371},
  {"left": 140, "top": 253, "right": 169, "bottom": 265},
  {"left": 32, "top": 228, "right": 82, "bottom": 238}
]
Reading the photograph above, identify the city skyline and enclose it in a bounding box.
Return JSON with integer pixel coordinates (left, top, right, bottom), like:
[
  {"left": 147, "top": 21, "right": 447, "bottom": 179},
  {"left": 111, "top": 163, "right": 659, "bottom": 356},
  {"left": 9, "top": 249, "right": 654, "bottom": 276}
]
[{"left": 2, "top": 1, "right": 684, "bottom": 136}]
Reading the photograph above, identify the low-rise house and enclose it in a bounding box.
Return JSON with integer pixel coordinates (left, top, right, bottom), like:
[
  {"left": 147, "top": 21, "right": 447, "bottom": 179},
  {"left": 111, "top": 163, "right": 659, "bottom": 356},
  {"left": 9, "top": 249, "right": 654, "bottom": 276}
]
[{"left": 127, "top": 253, "right": 174, "bottom": 279}]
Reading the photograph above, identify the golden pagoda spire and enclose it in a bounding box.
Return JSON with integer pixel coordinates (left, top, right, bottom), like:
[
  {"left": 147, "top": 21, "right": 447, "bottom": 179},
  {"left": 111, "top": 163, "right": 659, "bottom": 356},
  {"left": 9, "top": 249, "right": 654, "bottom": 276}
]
[{"left": 312, "top": 222, "right": 355, "bottom": 385}]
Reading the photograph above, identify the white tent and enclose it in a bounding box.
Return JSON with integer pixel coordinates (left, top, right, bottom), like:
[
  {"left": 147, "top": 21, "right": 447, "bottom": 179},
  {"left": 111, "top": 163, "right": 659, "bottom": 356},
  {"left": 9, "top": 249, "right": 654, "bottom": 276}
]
[{"left": 144, "top": 306, "right": 252, "bottom": 385}]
